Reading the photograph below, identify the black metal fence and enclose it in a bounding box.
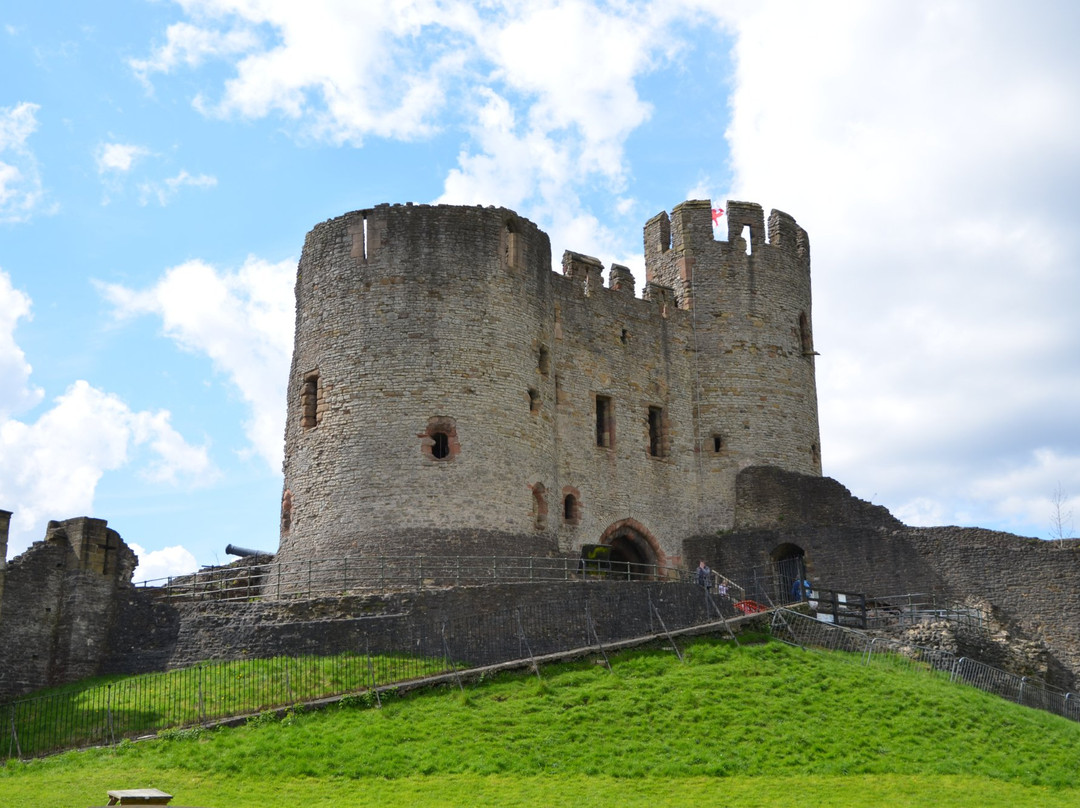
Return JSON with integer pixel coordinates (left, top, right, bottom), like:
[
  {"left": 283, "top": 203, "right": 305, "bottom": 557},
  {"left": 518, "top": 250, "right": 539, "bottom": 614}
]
[
  {"left": 4, "top": 581, "right": 741, "bottom": 760},
  {"left": 136, "top": 555, "right": 692, "bottom": 603}
]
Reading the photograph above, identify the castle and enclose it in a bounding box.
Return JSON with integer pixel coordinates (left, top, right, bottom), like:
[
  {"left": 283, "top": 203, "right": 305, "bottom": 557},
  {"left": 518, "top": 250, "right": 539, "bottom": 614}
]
[
  {"left": 277, "top": 200, "right": 820, "bottom": 579},
  {"left": 4, "top": 198, "right": 1080, "bottom": 703}
]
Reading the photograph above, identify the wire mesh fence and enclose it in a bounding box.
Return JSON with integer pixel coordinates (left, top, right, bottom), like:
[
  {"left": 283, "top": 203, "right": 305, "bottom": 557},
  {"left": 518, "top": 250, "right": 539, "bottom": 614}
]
[
  {"left": 3, "top": 581, "right": 738, "bottom": 760},
  {"left": 771, "top": 608, "right": 1080, "bottom": 725}
]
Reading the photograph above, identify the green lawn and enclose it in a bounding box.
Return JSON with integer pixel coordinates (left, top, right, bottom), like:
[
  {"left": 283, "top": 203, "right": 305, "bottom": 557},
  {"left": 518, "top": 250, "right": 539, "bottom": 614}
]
[{"left": 3, "top": 638, "right": 1079, "bottom": 807}]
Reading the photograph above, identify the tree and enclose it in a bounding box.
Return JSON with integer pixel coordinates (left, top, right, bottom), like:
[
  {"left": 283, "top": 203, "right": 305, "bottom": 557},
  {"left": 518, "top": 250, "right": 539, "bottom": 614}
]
[{"left": 1049, "top": 482, "right": 1074, "bottom": 545}]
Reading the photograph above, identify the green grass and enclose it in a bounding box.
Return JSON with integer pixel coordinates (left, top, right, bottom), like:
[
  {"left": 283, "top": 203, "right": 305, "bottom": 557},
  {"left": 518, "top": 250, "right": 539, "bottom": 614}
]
[
  {"left": 4, "top": 652, "right": 447, "bottom": 757},
  {"left": 3, "top": 638, "right": 1079, "bottom": 807}
]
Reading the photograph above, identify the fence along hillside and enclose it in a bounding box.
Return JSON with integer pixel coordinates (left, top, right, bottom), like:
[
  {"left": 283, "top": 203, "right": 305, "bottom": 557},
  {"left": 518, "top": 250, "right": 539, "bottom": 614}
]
[{"left": 8, "top": 562, "right": 1080, "bottom": 760}]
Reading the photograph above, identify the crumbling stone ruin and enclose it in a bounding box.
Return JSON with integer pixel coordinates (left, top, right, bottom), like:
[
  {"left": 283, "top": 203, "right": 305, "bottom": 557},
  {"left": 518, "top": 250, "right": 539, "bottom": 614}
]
[{"left": 0, "top": 513, "right": 137, "bottom": 696}]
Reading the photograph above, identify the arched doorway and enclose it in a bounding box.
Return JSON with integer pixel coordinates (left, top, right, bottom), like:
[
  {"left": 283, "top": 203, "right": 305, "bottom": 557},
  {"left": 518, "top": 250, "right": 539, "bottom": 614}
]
[
  {"left": 771, "top": 542, "right": 807, "bottom": 604},
  {"left": 599, "top": 519, "right": 662, "bottom": 579}
]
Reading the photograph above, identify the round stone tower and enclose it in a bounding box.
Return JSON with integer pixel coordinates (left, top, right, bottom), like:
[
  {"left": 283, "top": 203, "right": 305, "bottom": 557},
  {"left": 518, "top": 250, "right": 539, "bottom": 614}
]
[{"left": 277, "top": 204, "right": 561, "bottom": 586}]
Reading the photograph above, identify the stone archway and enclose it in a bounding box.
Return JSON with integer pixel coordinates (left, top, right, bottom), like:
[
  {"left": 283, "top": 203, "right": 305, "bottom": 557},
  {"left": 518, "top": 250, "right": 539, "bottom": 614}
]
[
  {"left": 598, "top": 519, "right": 664, "bottom": 579},
  {"left": 771, "top": 542, "right": 807, "bottom": 604}
]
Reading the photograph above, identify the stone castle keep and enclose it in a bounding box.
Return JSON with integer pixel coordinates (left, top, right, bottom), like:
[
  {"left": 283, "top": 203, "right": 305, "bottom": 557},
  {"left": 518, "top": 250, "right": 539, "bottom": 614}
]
[
  {"left": 4, "top": 198, "right": 1080, "bottom": 701},
  {"left": 278, "top": 200, "right": 820, "bottom": 576}
]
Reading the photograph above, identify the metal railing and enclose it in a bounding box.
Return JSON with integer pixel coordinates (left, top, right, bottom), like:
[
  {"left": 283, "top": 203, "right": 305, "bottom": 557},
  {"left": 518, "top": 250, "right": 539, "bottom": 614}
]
[
  {"left": 771, "top": 608, "right": 1080, "bottom": 724},
  {"left": 136, "top": 555, "right": 690, "bottom": 603},
  {"left": 862, "top": 593, "right": 986, "bottom": 631},
  {"left": 4, "top": 580, "right": 741, "bottom": 759}
]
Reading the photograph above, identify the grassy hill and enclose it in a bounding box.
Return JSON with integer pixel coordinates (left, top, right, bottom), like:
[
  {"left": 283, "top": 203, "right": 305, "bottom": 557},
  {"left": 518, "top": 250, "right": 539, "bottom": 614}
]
[{"left": 2, "top": 636, "right": 1079, "bottom": 807}]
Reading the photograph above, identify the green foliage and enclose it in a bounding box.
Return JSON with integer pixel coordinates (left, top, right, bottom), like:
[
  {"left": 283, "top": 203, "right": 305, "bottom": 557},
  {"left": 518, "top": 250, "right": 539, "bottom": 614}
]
[{"left": 2, "top": 639, "right": 1080, "bottom": 808}]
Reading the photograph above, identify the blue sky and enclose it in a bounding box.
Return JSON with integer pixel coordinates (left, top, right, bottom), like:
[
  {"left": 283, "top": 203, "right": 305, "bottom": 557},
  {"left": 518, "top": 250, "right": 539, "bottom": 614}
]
[{"left": 2, "top": 0, "right": 1079, "bottom": 580}]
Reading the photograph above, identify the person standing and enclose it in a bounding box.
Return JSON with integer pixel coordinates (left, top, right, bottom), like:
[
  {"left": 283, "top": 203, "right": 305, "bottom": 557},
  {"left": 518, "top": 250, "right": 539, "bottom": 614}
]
[{"left": 695, "top": 560, "right": 712, "bottom": 591}]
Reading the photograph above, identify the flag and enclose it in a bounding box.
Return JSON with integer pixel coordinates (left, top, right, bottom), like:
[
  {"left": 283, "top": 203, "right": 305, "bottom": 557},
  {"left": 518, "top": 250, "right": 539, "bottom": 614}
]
[{"left": 711, "top": 207, "right": 724, "bottom": 226}]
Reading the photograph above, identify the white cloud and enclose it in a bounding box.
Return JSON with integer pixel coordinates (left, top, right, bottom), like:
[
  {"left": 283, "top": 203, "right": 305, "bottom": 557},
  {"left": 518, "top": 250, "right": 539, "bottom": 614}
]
[
  {"left": 100, "top": 255, "right": 295, "bottom": 472},
  {"left": 96, "top": 142, "right": 150, "bottom": 174},
  {"left": 130, "top": 21, "right": 261, "bottom": 89},
  {"left": 129, "top": 541, "right": 199, "bottom": 582},
  {"left": 1, "top": 270, "right": 217, "bottom": 557},
  {"left": 0, "top": 380, "right": 217, "bottom": 557},
  {"left": 0, "top": 269, "right": 43, "bottom": 419},
  {"left": 133, "top": 1, "right": 471, "bottom": 141},
  {"left": 0, "top": 102, "right": 45, "bottom": 222},
  {"left": 134, "top": 1, "right": 688, "bottom": 263},
  {"left": 722, "top": 0, "right": 1080, "bottom": 537},
  {"left": 139, "top": 169, "right": 218, "bottom": 206}
]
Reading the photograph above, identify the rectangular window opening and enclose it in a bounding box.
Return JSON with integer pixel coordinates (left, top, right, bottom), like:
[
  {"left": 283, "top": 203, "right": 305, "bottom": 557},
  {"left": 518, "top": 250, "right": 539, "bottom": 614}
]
[
  {"left": 595, "top": 395, "right": 613, "bottom": 449},
  {"left": 648, "top": 406, "right": 665, "bottom": 457},
  {"left": 301, "top": 372, "right": 320, "bottom": 429}
]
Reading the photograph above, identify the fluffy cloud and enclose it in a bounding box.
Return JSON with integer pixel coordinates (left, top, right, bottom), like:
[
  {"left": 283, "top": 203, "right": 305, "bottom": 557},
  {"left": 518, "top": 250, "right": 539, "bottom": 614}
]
[
  {"left": 0, "top": 269, "right": 216, "bottom": 556},
  {"left": 0, "top": 269, "right": 43, "bottom": 418},
  {"left": 722, "top": 0, "right": 1080, "bottom": 536},
  {"left": 129, "top": 541, "right": 199, "bottom": 582},
  {"left": 100, "top": 256, "right": 295, "bottom": 472},
  {"left": 0, "top": 380, "right": 216, "bottom": 556},
  {"left": 133, "top": 1, "right": 473, "bottom": 141},
  {"left": 0, "top": 102, "right": 45, "bottom": 222},
  {"left": 132, "top": 1, "right": 690, "bottom": 263},
  {"left": 96, "top": 142, "right": 150, "bottom": 174}
]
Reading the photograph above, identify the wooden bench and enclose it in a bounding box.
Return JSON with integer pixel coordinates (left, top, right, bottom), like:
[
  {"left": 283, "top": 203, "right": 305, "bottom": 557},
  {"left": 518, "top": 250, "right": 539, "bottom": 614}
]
[{"left": 104, "top": 788, "right": 173, "bottom": 805}]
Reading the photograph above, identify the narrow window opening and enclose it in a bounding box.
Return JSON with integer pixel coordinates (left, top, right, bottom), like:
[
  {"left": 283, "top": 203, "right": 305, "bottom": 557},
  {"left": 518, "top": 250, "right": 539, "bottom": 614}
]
[
  {"left": 281, "top": 489, "right": 293, "bottom": 532},
  {"left": 362, "top": 215, "right": 369, "bottom": 261},
  {"left": 712, "top": 434, "right": 724, "bottom": 453},
  {"left": 528, "top": 387, "right": 540, "bottom": 414},
  {"left": 431, "top": 432, "right": 450, "bottom": 459},
  {"left": 532, "top": 484, "right": 547, "bottom": 530},
  {"left": 799, "top": 311, "right": 814, "bottom": 355},
  {"left": 595, "top": 395, "right": 613, "bottom": 448},
  {"left": 741, "top": 224, "right": 752, "bottom": 255},
  {"left": 301, "top": 371, "right": 321, "bottom": 429},
  {"left": 564, "top": 495, "right": 579, "bottom": 524},
  {"left": 620, "top": 328, "right": 629, "bottom": 344},
  {"left": 505, "top": 220, "right": 526, "bottom": 269},
  {"left": 648, "top": 406, "right": 665, "bottom": 457},
  {"left": 538, "top": 345, "right": 550, "bottom": 376}
]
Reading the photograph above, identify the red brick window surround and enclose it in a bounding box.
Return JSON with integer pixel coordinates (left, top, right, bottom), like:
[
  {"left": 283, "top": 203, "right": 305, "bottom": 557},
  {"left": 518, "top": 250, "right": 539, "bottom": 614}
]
[
  {"left": 420, "top": 416, "right": 460, "bottom": 461},
  {"left": 532, "top": 483, "right": 548, "bottom": 530}
]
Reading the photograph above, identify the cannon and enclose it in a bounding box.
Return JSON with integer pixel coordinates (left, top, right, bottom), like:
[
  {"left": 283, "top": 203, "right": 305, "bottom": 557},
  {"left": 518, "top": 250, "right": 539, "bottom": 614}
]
[{"left": 225, "top": 543, "right": 271, "bottom": 558}]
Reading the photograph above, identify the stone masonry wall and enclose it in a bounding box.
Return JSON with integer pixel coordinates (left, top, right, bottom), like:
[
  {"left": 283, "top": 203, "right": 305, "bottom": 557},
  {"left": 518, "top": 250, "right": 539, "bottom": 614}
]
[{"left": 114, "top": 581, "right": 720, "bottom": 673}]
